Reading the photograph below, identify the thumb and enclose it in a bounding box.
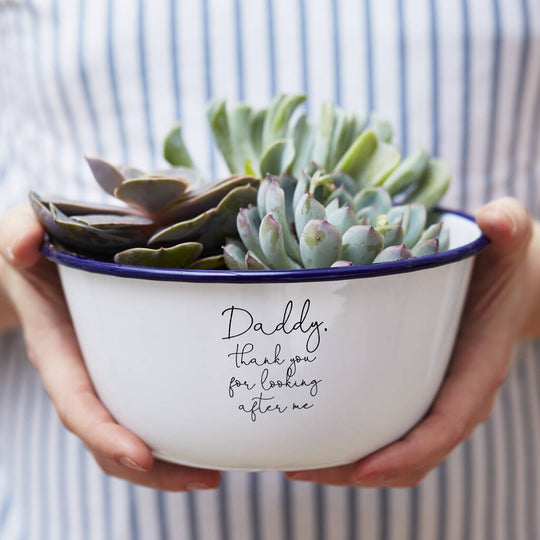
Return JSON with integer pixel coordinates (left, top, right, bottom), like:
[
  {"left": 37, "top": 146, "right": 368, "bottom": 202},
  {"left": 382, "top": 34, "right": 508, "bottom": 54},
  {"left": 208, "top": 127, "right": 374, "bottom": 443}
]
[
  {"left": 475, "top": 197, "right": 532, "bottom": 262},
  {"left": 0, "top": 203, "right": 44, "bottom": 270}
]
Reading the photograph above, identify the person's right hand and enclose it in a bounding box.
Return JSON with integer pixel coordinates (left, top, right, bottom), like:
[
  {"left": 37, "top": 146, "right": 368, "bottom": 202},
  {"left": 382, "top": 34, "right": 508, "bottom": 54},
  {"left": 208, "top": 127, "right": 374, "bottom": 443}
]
[{"left": 0, "top": 203, "right": 221, "bottom": 491}]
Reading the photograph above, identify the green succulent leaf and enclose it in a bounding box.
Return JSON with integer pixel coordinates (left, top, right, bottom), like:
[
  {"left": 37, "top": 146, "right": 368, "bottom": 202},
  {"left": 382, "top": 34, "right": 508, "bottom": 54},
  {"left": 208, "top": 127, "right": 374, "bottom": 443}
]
[
  {"left": 404, "top": 159, "right": 451, "bottom": 210},
  {"left": 207, "top": 98, "right": 237, "bottom": 173},
  {"left": 332, "top": 129, "right": 377, "bottom": 182},
  {"left": 259, "top": 214, "right": 301, "bottom": 270},
  {"left": 245, "top": 251, "right": 271, "bottom": 270},
  {"left": 376, "top": 222, "right": 405, "bottom": 248},
  {"left": 187, "top": 254, "right": 225, "bottom": 269},
  {"left": 340, "top": 225, "right": 384, "bottom": 264},
  {"left": 327, "top": 110, "right": 357, "bottom": 171},
  {"left": 259, "top": 139, "right": 296, "bottom": 178},
  {"left": 294, "top": 193, "right": 327, "bottom": 237},
  {"left": 250, "top": 108, "right": 267, "bottom": 157},
  {"left": 369, "top": 113, "right": 393, "bottom": 142},
  {"left": 373, "top": 244, "right": 413, "bottom": 263},
  {"left": 289, "top": 114, "right": 315, "bottom": 178},
  {"left": 353, "top": 186, "right": 392, "bottom": 214},
  {"left": 312, "top": 101, "right": 336, "bottom": 171},
  {"left": 299, "top": 219, "right": 342, "bottom": 269},
  {"left": 326, "top": 205, "right": 360, "bottom": 235},
  {"left": 356, "top": 205, "right": 379, "bottom": 227},
  {"left": 411, "top": 238, "right": 439, "bottom": 257},
  {"left": 382, "top": 148, "right": 430, "bottom": 196},
  {"left": 163, "top": 125, "right": 195, "bottom": 168},
  {"left": 230, "top": 104, "right": 258, "bottom": 175},
  {"left": 114, "top": 242, "right": 203, "bottom": 268},
  {"left": 236, "top": 206, "right": 270, "bottom": 265},
  {"left": 223, "top": 240, "right": 248, "bottom": 270}
]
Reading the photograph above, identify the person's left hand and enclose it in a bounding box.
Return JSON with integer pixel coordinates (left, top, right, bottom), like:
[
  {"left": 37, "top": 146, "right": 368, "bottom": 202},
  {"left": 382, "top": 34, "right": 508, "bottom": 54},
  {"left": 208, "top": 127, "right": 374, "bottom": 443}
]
[{"left": 285, "top": 197, "right": 536, "bottom": 487}]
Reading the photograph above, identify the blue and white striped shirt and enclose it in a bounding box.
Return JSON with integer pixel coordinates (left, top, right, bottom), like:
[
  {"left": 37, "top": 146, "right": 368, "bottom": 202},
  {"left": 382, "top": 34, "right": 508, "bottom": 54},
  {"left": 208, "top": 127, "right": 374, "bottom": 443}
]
[{"left": 0, "top": 1, "right": 539, "bottom": 538}]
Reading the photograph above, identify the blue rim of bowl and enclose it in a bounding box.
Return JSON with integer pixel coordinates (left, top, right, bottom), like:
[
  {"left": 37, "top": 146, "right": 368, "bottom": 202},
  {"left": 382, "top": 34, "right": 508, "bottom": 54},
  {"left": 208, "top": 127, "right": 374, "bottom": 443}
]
[{"left": 41, "top": 207, "right": 489, "bottom": 284}]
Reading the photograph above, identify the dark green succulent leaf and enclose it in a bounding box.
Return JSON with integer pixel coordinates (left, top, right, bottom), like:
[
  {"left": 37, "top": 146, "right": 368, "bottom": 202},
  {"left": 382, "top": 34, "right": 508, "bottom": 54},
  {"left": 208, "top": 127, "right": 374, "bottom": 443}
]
[
  {"left": 196, "top": 185, "right": 258, "bottom": 250},
  {"left": 166, "top": 175, "right": 259, "bottom": 222},
  {"left": 358, "top": 140, "right": 401, "bottom": 187},
  {"left": 114, "top": 242, "right": 203, "bottom": 268},
  {"left": 382, "top": 148, "right": 430, "bottom": 196},
  {"left": 404, "top": 159, "right": 451, "bottom": 210},
  {"left": 309, "top": 170, "right": 335, "bottom": 203},
  {"left": 147, "top": 208, "right": 215, "bottom": 246},
  {"left": 70, "top": 213, "right": 154, "bottom": 229},
  {"left": 300, "top": 219, "right": 342, "bottom": 269},
  {"left": 187, "top": 254, "right": 225, "bottom": 270},
  {"left": 373, "top": 244, "right": 413, "bottom": 263},
  {"left": 163, "top": 124, "right": 195, "bottom": 168},
  {"left": 39, "top": 198, "right": 140, "bottom": 217},
  {"left": 29, "top": 194, "right": 142, "bottom": 253},
  {"left": 340, "top": 225, "right": 384, "bottom": 264},
  {"left": 245, "top": 251, "right": 270, "bottom": 270},
  {"left": 223, "top": 240, "right": 248, "bottom": 270},
  {"left": 259, "top": 138, "right": 295, "bottom": 177},
  {"left": 85, "top": 157, "right": 127, "bottom": 197},
  {"left": 412, "top": 238, "right": 439, "bottom": 257},
  {"left": 114, "top": 177, "right": 190, "bottom": 215}
]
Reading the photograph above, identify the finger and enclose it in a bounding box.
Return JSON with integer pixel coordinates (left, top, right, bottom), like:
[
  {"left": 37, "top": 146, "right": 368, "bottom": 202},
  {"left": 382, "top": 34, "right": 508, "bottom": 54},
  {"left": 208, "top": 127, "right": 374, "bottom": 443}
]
[
  {"left": 92, "top": 454, "right": 221, "bottom": 492},
  {"left": 0, "top": 203, "right": 44, "bottom": 269},
  {"left": 475, "top": 197, "right": 532, "bottom": 261}
]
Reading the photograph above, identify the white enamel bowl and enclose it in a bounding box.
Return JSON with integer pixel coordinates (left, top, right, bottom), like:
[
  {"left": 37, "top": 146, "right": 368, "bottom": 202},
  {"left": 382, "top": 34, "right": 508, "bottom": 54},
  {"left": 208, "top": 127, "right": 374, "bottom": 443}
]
[{"left": 43, "top": 209, "right": 487, "bottom": 471}]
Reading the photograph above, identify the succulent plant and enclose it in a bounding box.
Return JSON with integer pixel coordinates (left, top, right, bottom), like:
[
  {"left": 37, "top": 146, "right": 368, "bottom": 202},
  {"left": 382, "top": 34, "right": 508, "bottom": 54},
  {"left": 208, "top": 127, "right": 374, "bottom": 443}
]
[
  {"left": 223, "top": 166, "right": 450, "bottom": 270},
  {"left": 31, "top": 155, "right": 259, "bottom": 269},
  {"left": 31, "top": 94, "right": 453, "bottom": 270}
]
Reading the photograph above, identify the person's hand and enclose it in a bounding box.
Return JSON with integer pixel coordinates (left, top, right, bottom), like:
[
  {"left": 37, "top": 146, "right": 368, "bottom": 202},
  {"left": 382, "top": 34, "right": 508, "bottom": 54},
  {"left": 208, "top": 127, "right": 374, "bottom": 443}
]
[
  {"left": 0, "top": 203, "right": 221, "bottom": 491},
  {"left": 285, "top": 197, "right": 536, "bottom": 487}
]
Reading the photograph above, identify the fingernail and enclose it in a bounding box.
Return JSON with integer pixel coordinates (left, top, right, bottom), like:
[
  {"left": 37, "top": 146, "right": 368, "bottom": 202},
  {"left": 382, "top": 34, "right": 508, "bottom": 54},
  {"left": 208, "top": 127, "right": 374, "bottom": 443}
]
[
  {"left": 6, "top": 245, "right": 15, "bottom": 262},
  {"left": 118, "top": 456, "right": 148, "bottom": 472},
  {"left": 186, "top": 482, "right": 214, "bottom": 491}
]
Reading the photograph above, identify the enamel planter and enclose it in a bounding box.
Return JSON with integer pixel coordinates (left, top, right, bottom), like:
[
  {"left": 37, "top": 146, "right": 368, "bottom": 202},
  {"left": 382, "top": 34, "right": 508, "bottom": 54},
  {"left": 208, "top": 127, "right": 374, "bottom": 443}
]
[{"left": 43, "top": 209, "right": 488, "bottom": 471}]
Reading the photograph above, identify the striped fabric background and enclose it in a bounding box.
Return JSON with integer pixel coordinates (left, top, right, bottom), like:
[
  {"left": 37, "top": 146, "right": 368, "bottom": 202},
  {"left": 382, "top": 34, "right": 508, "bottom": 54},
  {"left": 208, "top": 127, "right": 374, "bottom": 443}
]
[{"left": 0, "top": 0, "right": 539, "bottom": 538}]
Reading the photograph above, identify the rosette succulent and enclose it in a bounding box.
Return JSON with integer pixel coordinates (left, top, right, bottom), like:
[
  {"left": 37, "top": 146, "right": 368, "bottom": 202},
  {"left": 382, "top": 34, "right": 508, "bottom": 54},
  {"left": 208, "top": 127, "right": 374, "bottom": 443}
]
[
  {"left": 31, "top": 152, "right": 259, "bottom": 268},
  {"left": 223, "top": 165, "right": 450, "bottom": 270}
]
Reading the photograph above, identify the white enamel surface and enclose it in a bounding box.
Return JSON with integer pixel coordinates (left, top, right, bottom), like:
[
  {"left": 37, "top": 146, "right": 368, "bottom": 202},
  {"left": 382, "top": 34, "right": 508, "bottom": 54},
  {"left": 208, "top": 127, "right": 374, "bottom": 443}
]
[{"left": 58, "top": 215, "right": 480, "bottom": 470}]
